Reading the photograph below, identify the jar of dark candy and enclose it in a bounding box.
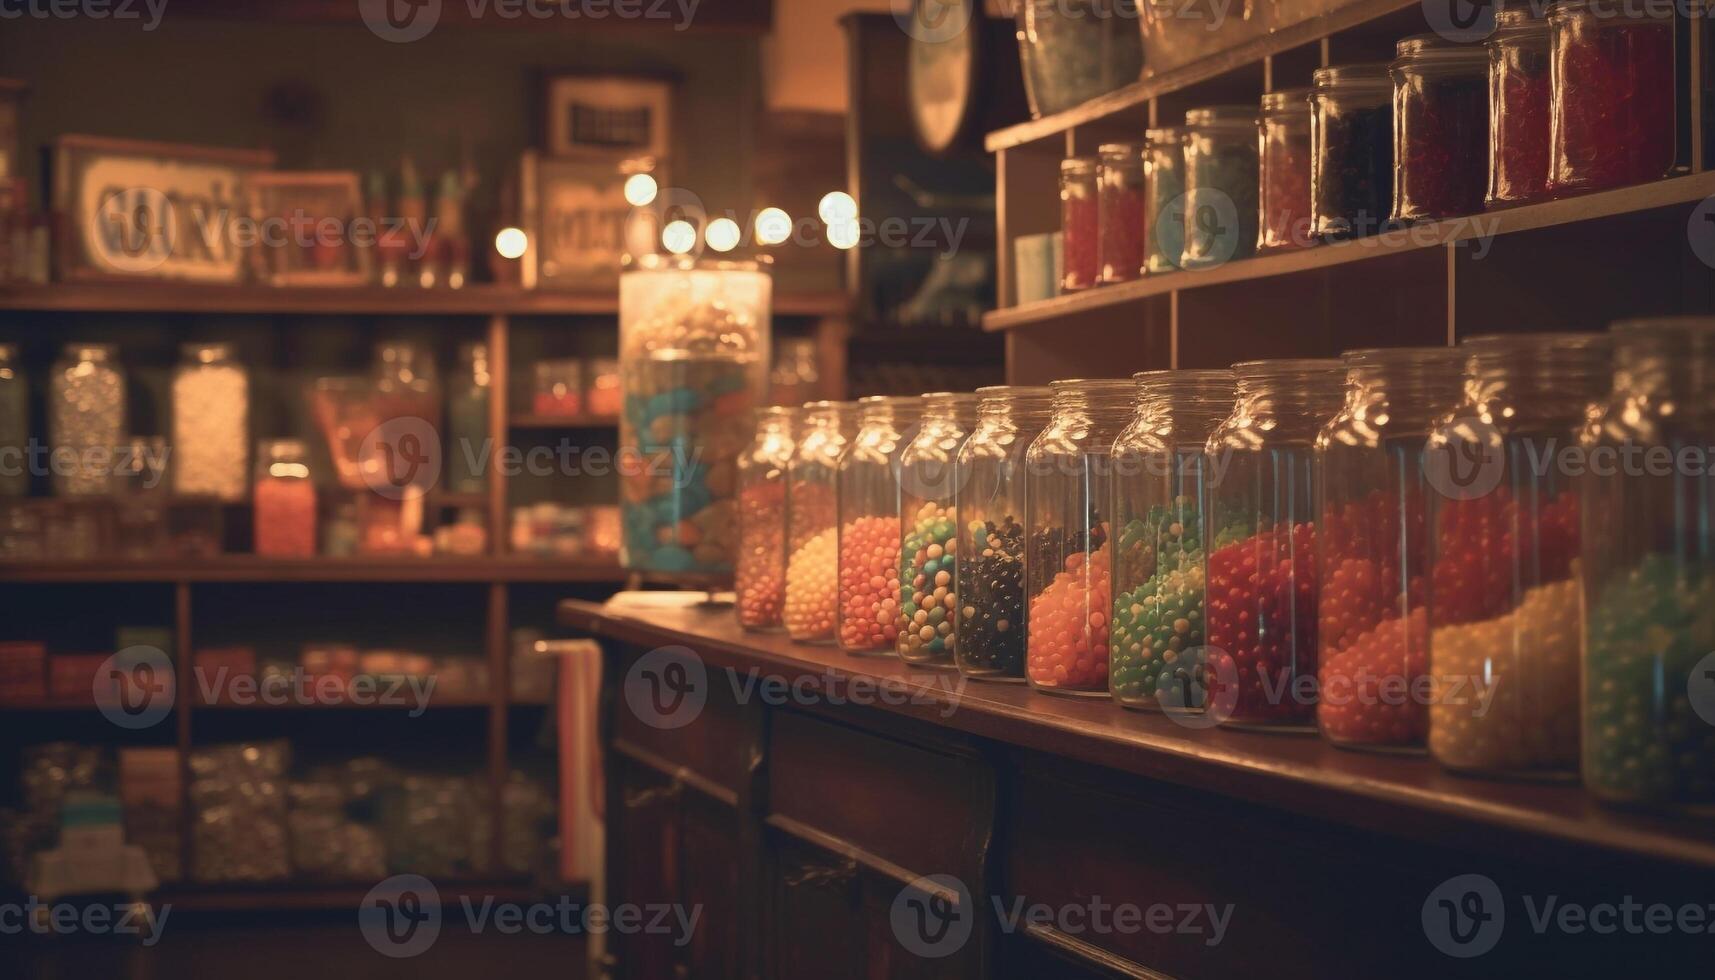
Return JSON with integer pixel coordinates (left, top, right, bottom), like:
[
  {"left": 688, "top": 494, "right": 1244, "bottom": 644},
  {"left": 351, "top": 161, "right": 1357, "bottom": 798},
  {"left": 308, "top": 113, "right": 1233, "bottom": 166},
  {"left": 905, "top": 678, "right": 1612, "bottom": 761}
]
[
  {"left": 1311, "top": 64, "right": 1393, "bottom": 240},
  {"left": 1392, "top": 35, "right": 1490, "bottom": 223},
  {"left": 1259, "top": 89, "right": 1313, "bottom": 251},
  {"left": 954, "top": 386, "right": 1054, "bottom": 682},
  {"left": 1181, "top": 106, "right": 1259, "bottom": 268},
  {"left": 898, "top": 392, "right": 981, "bottom": 667},
  {"left": 1061, "top": 156, "right": 1100, "bottom": 291},
  {"left": 1548, "top": 0, "right": 1675, "bottom": 195},
  {"left": 1098, "top": 143, "right": 1145, "bottom": 284},
  {"left": 1144, "top": 127, "right": 1187, "bottom": 273},
  {"left": 1487, "top": 7, "right": 1552, "bottom": 206}
]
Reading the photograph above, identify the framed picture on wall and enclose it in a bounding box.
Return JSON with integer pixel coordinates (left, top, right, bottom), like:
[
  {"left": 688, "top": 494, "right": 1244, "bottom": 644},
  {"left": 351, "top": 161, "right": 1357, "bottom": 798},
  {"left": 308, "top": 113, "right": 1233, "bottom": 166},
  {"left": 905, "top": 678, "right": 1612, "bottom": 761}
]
[
  {"left": 539, "top": 72, "right": 675, "bottom": 165},
  {"left": 519, "top": 151, "right": 635, "bottom": 292},
  {"left": 245, "top": 171, "right": 371, "bottom": 287}
]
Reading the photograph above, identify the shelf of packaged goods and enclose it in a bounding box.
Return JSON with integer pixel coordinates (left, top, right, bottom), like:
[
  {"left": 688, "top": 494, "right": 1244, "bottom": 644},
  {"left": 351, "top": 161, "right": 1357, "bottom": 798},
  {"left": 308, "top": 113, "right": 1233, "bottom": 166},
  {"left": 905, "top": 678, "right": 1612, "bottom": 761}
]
[
  {"left": 983, "top": 170, "right": 1715, "bottom": 332},
  {"left": 154, "top": 877, "right": 558, "bottom": 913}
]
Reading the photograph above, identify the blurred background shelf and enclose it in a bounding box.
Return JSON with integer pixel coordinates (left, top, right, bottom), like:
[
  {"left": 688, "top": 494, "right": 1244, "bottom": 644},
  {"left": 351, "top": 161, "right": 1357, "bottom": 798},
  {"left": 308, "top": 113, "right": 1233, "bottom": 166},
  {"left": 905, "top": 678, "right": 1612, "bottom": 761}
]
[
  {"left": 508, "top": 413, "right": 620, "bottom": 429},
  {"left": 0, "top": 556, "right": 632, "bottom": 584}
]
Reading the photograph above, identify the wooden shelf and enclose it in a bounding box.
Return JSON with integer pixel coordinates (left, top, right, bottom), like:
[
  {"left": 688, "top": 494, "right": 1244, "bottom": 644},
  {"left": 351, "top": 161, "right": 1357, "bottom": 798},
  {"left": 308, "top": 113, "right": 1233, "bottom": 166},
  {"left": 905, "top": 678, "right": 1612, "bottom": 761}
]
[
  {"left": 985, "top": 171, "right": 1715, "bottom": 332},
  {"left": 0, "top": 555, "right": 630, "bottom": 584},
  {"left": 509, "top": 412, "right": 620, "bottom": 429},
  {"left": 156, "top": 876, "right": 551, "bottom": 912}
]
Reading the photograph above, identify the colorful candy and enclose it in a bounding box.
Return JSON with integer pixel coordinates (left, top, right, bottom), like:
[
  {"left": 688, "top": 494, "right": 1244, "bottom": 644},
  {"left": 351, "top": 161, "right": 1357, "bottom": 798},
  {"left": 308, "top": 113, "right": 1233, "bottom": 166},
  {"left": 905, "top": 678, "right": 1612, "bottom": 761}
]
[
  {"left": 898, "top": 502, "right": 959, "bottom": 664},
  {"left": 735, "top": 480, "right": 787, "bottom": 629},
  {"left": 1110, "top": 502, "right": 1207, "bottom": 710},
  {"left": 838, "top": 516, "right": 902, "bottom": 652}
]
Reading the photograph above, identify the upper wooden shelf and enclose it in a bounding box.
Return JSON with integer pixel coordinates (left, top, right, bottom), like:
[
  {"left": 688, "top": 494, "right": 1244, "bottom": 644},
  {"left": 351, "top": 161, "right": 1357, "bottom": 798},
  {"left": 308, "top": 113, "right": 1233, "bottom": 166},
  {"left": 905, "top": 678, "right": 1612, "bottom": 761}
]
[
  {"left": 984, "top": 170, "right": 1715, "bottom": 331},
  {"left": 0, "top": 282, "right": 851, "bottom": 319}
]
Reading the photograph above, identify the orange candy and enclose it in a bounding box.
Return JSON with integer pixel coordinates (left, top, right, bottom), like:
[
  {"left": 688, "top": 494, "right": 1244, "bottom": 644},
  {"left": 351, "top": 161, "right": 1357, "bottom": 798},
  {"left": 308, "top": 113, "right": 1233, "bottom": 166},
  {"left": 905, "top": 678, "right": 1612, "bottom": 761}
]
[
  {"left": 1027, "top": 540, "right": 1112, "bottom": 691},
  {"left": 837, "top": 516, "right": 901, "bottom": 652}
]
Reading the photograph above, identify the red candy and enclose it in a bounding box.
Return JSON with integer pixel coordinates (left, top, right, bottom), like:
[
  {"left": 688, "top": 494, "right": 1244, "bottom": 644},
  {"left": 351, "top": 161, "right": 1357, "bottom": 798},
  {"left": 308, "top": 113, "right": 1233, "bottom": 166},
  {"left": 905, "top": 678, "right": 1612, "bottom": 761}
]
[
  {"left": 1432, "top": 488, "right": 1578, "bottom": 626},
  {"left": 1205, "top": 523, "right": 1319, "bottom": 726},
  {"left": 1319, "top": 607, "right": 1429, "bottom": 745},
  {"left": 1550, "top": 12, "right": 1674, "bottom": 194},
  {"left": 1027, "top": 538, "right": 1112, "bottom": 691},
  {"left": 736, "top": 481, "right": 787, "bottom": 629},
  {"left": 838, "top": 516, "right": 902, "bottom": 652}
]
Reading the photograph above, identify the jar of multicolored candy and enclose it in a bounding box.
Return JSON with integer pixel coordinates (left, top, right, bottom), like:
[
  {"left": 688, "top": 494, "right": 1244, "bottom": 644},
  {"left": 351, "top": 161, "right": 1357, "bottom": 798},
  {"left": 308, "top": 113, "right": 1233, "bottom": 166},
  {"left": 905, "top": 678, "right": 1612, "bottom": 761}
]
[
  {"left": 1315, "top": 347, "right": 1463, "bottom": 752},
  {"left": 1582, "top": 318, "right": 1715, "bottom": 808},
  {"left": 1061, "top": 157, "right": 1100, "bottom": 292},
  {"left": 1487, "top": 7, "right": 1552, "bottom": 207},
  {"left": 1181, "top": 106, "right": 1259, "bottom": 268},
  {"left": 1144, "top": 127, "right": 1186, "bottom": 273},
  {"left": 1204, "top": 359, "right": 1344, "bottom": 730},
  {"left": 1548, "top": 0, "right": 1675, "bottom": 195},
  {"left": 955, "top": 386, "right": 1053, "bottom": 682},
  {"left": 1259, "top": 89, "right": 1312, "bottom": 251},
  {"left": 1391, "top": 35, "right": 1490, "bottom": 223},
  {"left": 1426, "top": 333, "right": 1609, "bottom": 779},
  {"left": 1109, "top": 369, "right": 1232, "bottom": 712},
  {"left": 736, "top": 406, "right": 796, "bottom": 631},
  {"left": 619, "top": 256, "right": 770, "bottom": 574},
  {"left": 1024, "top": 379, "right": 1135, "bottom": 696},
  {"left": 784, "top": 401, "right": 856, "bottom": 643},
  {"left": 1098, "top": 143, "right": 1144, "bottom": 284},
  {"left": 838, "top": 395, "right": 922, "bottom": 656},
  {"left": 898, "top": 392, "right": 980, "bottom": 667},
  {"left": 1311, "top": 64, "right": 1393, "bottom": 240}
]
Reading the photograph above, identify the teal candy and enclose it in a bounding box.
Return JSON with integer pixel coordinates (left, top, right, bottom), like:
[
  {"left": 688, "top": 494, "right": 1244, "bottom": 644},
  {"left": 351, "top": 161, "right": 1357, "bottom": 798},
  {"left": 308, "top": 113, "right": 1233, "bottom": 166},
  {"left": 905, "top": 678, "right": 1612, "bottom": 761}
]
[{"left": 650, "top": 546, "right": 695, "bottom": 571}]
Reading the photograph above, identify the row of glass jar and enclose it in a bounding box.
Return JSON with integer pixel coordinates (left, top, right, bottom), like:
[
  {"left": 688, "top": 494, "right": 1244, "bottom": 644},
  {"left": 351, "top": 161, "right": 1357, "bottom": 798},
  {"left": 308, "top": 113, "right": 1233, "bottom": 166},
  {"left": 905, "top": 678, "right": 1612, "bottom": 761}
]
[
  {"left": 1063, "top": 2, "right": 1675, "bottom": 288},
  {"left": 735, "top": 318, "right": 1715, "bottom": 810}
]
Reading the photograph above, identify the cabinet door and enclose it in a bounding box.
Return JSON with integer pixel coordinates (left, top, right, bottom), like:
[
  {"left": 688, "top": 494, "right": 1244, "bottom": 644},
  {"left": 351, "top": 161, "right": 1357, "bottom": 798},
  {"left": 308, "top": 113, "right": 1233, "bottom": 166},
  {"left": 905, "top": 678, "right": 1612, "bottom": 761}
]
[
  {"left": 610, "top": 761, "right": 683, "bottom": 980},
  {"left": 680, "top": 792, "right": 742, "bottom": 979},
  {"left": 767, "top": 836, "right": 865, "bottom": 980}
]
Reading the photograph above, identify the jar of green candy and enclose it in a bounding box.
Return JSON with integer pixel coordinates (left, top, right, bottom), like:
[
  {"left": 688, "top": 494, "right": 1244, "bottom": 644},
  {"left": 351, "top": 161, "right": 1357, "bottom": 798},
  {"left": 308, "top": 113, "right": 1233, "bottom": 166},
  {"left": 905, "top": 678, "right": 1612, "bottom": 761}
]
[
  {"left": 898, "top": 392, "right": 980, "bottom": 667},
  {"left": 1180, "top": 106, "right": 1259, "bottom": 269},
  {"left": 1582, "top": 317, "right": 1715, "bottom": 809}
]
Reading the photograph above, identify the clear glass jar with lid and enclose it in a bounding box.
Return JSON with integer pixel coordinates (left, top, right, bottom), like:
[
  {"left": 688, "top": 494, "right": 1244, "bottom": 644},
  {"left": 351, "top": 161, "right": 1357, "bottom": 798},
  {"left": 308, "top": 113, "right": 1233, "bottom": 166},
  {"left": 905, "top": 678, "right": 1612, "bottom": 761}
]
[
  {"left": 49, "top": 342, "right": 124, "bottom": 497},
  {"left": 1180, "top": 106, "right": 1259, "bottom": 268},
  {"left": 0, "top": 343, "right": 26, "bottom": 497},
  {"left": 1024, "top": 379, "right": 1135, "bottom": 696},
  {"left": 1204, "top": 359, "right": 1345, "bottom": 730},
  {"left": 1315, "top": 347, "right": 1464, "bottom": 753},
  {"left": 254, "top": 438, "right": 317, "bottom": 558},
  {"left": 1426, "top": 333, "right": 1610, "bottom": 779},
  {"left": 1487, "top": 7, "right": 1552, "bottom": 207},
  {"left": 1109, "top": 369, "right": 1232, "bottom": 712},
  {"left": 1014, "top": 0, "right": 1145, "bottom": 119},
  {"left": 838, "top": 395, "right": 922, "bottom": 655},
  {"left": 1143, "top": 127, "right": 1186, "bottom": 273},
  {"left": 897, "top": 392, "right": 980, "bottom": 667},
  {"left": 1098, "top": 143, "right": 1145, "bottom": 285},
  {"left": 784, "top": 401, "right": 856, "bottom": 643},
  {"left": 447, "top": 341, "right": 490, "bottom": 495},
  {"left": 1392, "top": 35, "right": 1490, "bottom": 223},
  {"left": 1259, "top": 89, "right": 1313, "bottom": 252},
  {"left": 955, "top": 386, "right": 1054, "bottom": 682},
  {"left": 736, "top": 406, "right": 796, "bottom": 631},
  {"left": 1581, "top": 318, "right": 1715, "bottom": 808},
  {"left": 1548, "top": 0, "right": 1675, "bottom": 195},
  {"left": 1311, "top": 64, "right": 1393, "bottom": 240},
  {"left": 1061, "top": 156, "right": 1100, "bottom": 292}
]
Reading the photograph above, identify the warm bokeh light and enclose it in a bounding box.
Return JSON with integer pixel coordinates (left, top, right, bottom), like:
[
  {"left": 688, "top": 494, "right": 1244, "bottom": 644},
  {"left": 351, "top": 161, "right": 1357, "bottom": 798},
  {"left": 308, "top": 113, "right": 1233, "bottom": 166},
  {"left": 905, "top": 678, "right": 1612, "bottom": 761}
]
[
  {"left": 817, "top": 191, "right": 857, "bottom": 224},
  {"left": 754, "top": 207, "right": 792, "bottom": 246},
  {"left": 624, "top": 173, "right": 659, "bottom": 207},
  {"left": 493, "top": 227, "right": 528, "bottom": 260},
  {"left": 662, "top": 219, "right": 698, "bottom": 255},
  {"left": 827, "top": 220, "right": 860, "bottom": 250},
  {"left": 705, "top": 217, "right": 742, "bottom": 252}
]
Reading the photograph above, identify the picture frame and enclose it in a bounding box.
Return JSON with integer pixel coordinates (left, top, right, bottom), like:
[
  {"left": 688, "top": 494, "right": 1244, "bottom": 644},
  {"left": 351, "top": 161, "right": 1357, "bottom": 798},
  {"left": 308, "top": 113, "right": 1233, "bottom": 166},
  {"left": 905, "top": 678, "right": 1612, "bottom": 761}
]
[
  {"left": 519, "top": 151, "right": 637, "bottom": 292},
  {"left": 539, "top": 71, "right": 675, "bottom": 165},
  {"left": 245, "top": 170, "right": 372, "bottom": 287}
]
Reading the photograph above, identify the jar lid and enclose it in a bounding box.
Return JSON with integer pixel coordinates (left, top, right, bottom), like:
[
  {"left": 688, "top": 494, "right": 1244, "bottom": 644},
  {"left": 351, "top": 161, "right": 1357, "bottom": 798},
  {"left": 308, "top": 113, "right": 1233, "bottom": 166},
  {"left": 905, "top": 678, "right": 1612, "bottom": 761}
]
[
  {"left": 1260, "top": 88, "right": 1312, "bottom": 112},
  {"left": 1061, "top": 156, "right": 1099, "bottom": 175},
  {"left": 1098, "top": 142, "right": 1143, "bottom": 156},
  {"left": 1144, "top": 126, "right": 1186, "bottom": 146},
  {"left": 1393, "top": 34, "right": 1489, "bottom": 68},
  {"left": 1547, "top": 0, "right": 1672, "bottom": 20},
  {"left": 1183, "top": 105, "right": 1258, "bottom": 129},
  {"left": 1233, "top": 358, "right": 1343, "bottom": 374},
  {"left": 975, "top": 385, "right": 1053, "bottom": 397},
  {"left": 64, "top": 342, "right": 116, "bottom": 360},
  {"left": 1493, "top": 5, "right": 1549, "bottom": 34},
  {"left": 1313, "top": 63, "right": 1392, "bottom": 89},
  {"left": 183, "top": 341, "right": 235, "bottom": 363}
]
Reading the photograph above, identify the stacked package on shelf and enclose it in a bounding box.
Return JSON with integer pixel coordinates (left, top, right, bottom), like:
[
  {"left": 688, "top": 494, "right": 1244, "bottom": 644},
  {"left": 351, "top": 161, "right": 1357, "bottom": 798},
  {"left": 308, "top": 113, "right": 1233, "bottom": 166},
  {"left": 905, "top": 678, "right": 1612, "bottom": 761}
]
[
  {"left": 189, "top": 741, "right": 291, "bottom": 882},
  {"left": 0, "top": 744, "right": 107, "bottom": 885},
  {"left": 379, "top": 773, "right": 489, "bottom": 877},
  {"left": 285, "top": 765, "right": 387, "bottom": 881},
  {"left": 118, "top": 747, "right": 182, "bottom": 882}
]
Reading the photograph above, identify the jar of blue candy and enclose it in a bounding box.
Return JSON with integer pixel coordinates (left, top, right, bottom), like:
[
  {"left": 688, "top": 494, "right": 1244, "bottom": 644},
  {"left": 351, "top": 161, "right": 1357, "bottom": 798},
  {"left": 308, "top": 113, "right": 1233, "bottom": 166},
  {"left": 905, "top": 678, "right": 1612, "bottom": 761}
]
[{"left": 619, "top": 256, "right": 771, "bottom": 575}]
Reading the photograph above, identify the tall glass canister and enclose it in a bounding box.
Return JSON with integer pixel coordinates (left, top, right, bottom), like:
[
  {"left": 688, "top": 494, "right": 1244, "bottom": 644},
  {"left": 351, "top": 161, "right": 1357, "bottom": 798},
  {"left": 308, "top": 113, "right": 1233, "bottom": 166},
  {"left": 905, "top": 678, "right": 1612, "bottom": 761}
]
[
  {"left": 1025, "top": 379, "right": 1135, "bottom": 696},
  {"left": 1427, "top": 333, "right": 1609, "bottom": 779},
  {"left": 1582, "top": 318, "right": 1715, "bottom": 808},
  {"left": 172, "top": 342, "right": 250, "bottom": 502},
  {"left": 736, "top": 406, "right": 796, "bottom": 631},
  {"left": 838, "top": 396, "right": 922, "bottom": 656},
  {"left": 1110, "top": 369, "right": 1232, "bottom": 712},
  {"left": 0, "top": 343, "right": 25, "bottom": 497},
  {"left": 446, "top": 342, "right": 491, "bottom": 495},
  {"left": 897, "top": 392, "right": 980, "bottom": 667},
  {"left": 1204, "top": 359, "right": 1345, "bottom": 730},
  {"left": 784, "top": 401, "right": 856, "bottom": 643},
  {"left": 1180, "top": 106, "right": 1260, "bottom": 268},
  {"left": 955, "top": 387, "right": 1053, "bottom": 682},
  {"left": 1144, "top": 127, "right": 1187, "bottom": 274},
  {"left": 1315, "top": 347, "right": 1462, "bottom": 752},
  {"left": 50, "top": 343, "right": 125, "bottom": 497},
  {"left": 1311, "top": 64, "right": 1394, "bottom": 240}
]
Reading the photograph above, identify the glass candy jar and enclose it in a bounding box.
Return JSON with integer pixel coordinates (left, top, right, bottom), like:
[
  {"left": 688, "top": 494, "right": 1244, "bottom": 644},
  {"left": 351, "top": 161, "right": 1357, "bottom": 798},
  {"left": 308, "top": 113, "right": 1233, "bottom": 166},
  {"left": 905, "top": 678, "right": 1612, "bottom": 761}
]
[
  {"left": 838, "top": 396, "right": 922, "bottom": 655},
  {"left": 1098, "top": 144, "right": 1145, "bottom": 284},
  {"left": 955, "top": 386, "right": 1053, "bottom": 682},
  {"left": 1548, "top": 0, "right": 1675, "bottom": 195},
  {"left": 50, "top": 343, "right": 124, "bottom": 497},
  {"left": 784, "top": 401, "right": 855, "bottom": 643},
  {"left": 1582, "top": 318, "right": 1715, "bottom": 808},
  {"left": 171, "top": 343, "right": 249, "bottom": 501},
  {"left": 1109, "top": 369, "right": 1232, "bottom": 712},
  {"left": 1024, "top": 379, "right": 1135, "bottom": 696},
  {"left": 447, "top": 342, "right": 491, "bottom": 495},
  {"left": 1392, "top": 36, "right": 1490, "bottom": 223},
  {"left": 1061, "top": 157, "right": 1100, "bottom": 292},
  {"left": 1181, "top": 106, "right": 1259, "bottom": 268},
  {"left": 1204, "top": 359, "right": 1345, "bottom": 729},
  {"left": 897, "top": 392, "right": 981, "bottom": 667},
  {"left": 1488, "top": 8, "right": 1553, "bottom": 207},
  {"left": 736, "top": 407, "right": 796, "bottom": 631},
  {"left": 1259, "top": 89, "right": 1313, "bottom": 252},
  {"left": 0, "top": 343, "right": 25, "bottom": 497},
  {"left": 254, "top": 439, "right": 317, "bottom": 558},
  {"left": 1144, "top": 127, "right": 1187, "bottom": 273},
  {"left": 1312, "top": 64, "right": 1393, "bottom": 240},
  {"left": 1015, "top": 0, "right": 1145, "bottom": 118},
  {"left": 1315, "top": 347, "right": 1463, "bottom": 752},
  {"left": 1427, "top": 333, "right": 1610, "bottom": 779}
]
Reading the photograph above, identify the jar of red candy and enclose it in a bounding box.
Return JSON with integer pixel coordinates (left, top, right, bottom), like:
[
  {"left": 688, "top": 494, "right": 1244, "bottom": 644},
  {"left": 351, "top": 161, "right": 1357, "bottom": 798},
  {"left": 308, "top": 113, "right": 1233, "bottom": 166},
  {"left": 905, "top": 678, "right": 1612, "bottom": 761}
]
[
  {"left": 784, "top": 401, "right": 856, "bottom": 643},
  {"left": 838, "top": 395, "right": 922, "bottom": 656},
  {"left": 1144, "top": 127, "right": 1186, "bottom": 273},
  {"left": 1259, "top": 89, "right": 1313, "bottom": 251},
  {"left": 1391, "top": 35, "right": 1490, "bottom": 223},
  {"left": 1109, "top": 369, "right": 1232, "bottom": 713},
  {"left": 955, "top": 386, "right": 1053, "bottom": 682},
  {"left": 1314, "top": 347, "right": 1463, "bottom": 753},
  {"left": 1061, "top": 156, "right": 1100, "bottom": 291},
  {"left": 897, "top": 392, "right": 980, "bottom": 667},
  {"left": 1024, "top": 379, "right": 1134, "bottom": 696},
  {"left": 1311, "top": 64, "right": 1393, "bottom": 239},
  {"left": 1098, "top": 143, "right": 1144, "bottom": 284},
  {"left": 1548, "top": 0, "right": 1675, "bottom": 195},
  {"left": 1181, "top": 106, "right": 1259, "bottom": 268},
  {"left": 736, "top": 406, "right": 796, "bottom": 631},
  {"left": 1582, "top": 318, "right": 1715, "bottom": 808},
  {"left": 1426, "top": 333, "right": 1609, "bottom": 779},
  {"left": 254, "top": 439, "right": 317, "bottom": 558},
  {"left": 1487, "top": 7, "right": 1552, "bottom": 206},
  {"left": 1204, "top": 359, "right": 1345, "bottom": 730}
]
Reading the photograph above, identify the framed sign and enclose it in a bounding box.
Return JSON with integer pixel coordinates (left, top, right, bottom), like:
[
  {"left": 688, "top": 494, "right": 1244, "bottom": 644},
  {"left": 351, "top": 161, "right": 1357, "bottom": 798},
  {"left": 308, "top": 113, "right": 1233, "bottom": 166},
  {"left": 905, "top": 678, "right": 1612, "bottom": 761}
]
[
  {"left": 246, "top": 171, "right": 371, "bottom": 287},
  {"left": 52, "top": 135, "right": 275, "bottom": 283},
  {"left": 540, "top": 72, "right": 674, "bottom": 164},
  {"left": 520, "top": 151, "right": 637, "bottom": 291}
]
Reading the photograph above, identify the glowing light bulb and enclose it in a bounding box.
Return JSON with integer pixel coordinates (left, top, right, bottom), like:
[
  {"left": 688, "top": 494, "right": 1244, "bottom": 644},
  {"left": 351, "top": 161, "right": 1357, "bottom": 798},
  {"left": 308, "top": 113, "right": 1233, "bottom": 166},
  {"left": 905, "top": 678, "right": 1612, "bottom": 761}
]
[
  {"left": 493, "top": 227, "right": 528, "bottom": 260},
  {"left": 705, "top": 217, "right": 741, "bottom": 253},
  {"left": 827, "top": 219, "right": 860, "bottom": 250},
  {"left": 818, "top": 191, "right": 857, "bottom": 224},
  {"left": 754, "top": 207, "right": 792, "bottom": 246},
  {"left": 624, "top": 173, "right": 659, "bottom": 207},
  {"left": 662, "top": 219, "right": 697, "bottom": 255}
]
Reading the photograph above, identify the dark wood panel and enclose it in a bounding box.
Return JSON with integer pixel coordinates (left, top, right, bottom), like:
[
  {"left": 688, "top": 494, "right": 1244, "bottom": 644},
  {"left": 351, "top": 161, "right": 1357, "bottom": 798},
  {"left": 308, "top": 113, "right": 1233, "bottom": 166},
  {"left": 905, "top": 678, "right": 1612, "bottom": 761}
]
[
  {"left": 609, "top": 760, "right": 683, "bottom": 980},
  {"left": 681, "top": 794, "right": 743, "bottom": 979},
  {"left": 611, "top": 649, "right": 757, "bottom": 798}
]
